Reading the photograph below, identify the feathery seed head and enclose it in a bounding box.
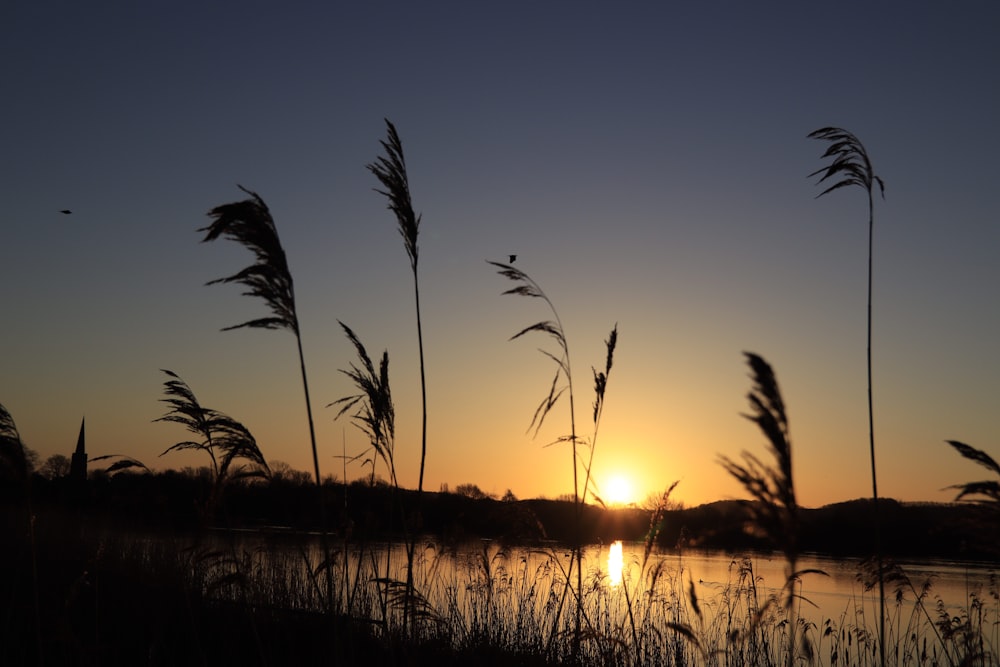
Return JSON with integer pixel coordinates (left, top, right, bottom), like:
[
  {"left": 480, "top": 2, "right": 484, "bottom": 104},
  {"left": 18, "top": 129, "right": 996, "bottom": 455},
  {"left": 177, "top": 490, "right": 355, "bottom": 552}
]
[
  {"left": 201, "top": 186, "right": 298, "bottom": 333},
  {"left": 368, "top": 119, "right": 420, "bottom": 271},
  {"left": 808, "top": 127, "right": 884, "bottom": 199}
]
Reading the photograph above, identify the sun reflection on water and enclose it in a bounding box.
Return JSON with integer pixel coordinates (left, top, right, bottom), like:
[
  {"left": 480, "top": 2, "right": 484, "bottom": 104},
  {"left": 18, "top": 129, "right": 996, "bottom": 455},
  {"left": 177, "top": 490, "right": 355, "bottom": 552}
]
[{"left": 607, "top": 540, "right": 623, "bottom": 587}]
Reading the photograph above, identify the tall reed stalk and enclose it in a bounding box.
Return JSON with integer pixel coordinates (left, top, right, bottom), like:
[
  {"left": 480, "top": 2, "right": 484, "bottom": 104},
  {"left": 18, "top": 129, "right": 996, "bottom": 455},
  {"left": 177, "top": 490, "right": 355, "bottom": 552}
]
[
  {"left": 490, "top": 259, "right": 618, "bottom": 660},
  {"left": 809, "top": 126, "right": 886, "bottom": 667},
  {"left": 331, "top": 323, "right": 396, "bottom": 488},
  {"left": 330, "top": 321, "right": 397, "bottom": 627},
  {"left": 944, "top": 440, "right": 1000, "bottom": 507},
  {"left": 719, "top": 352, "right": 826, "bottom": 667},
  {"left": 367, "top": 119, "right": 427, "bottom": 635},
  {"left": 155, "top": 369, "right": 270, "bottom": 515},
  {"left": 0, "top": 403, "right": 41, "bottom": 663},
  {"left": 200, "top": 187, "right": 335, "bottom": 610},
  {"left": 154, "top": 371, "right": 270, "bottom": 661}
]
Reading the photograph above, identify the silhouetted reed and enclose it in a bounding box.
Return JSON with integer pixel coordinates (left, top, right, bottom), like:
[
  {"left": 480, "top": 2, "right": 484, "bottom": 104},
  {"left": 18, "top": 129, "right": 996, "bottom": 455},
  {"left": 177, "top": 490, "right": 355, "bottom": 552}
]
[
  {"left": 944, "top": 441, "right": 1000, "bottom": 507},
  {"left": 367, "top": 119, "right": 429, "bottom": 636},
  {"left": 809, "top": 126, "right": 887, "bottom": 667},
  {"left": 490, "top": 259, "right": 619, "bottom": 660},
  {"left": 0, "top": 402, "right": 42, "bottom": 660},
  {"left": 330, "top": 322, "right": 400, "bottom": 623},
  {"left": 331, "top": 323, "right": 396, "bottom": 487},
  {"left": 719, "top": 352, "right": 826, "bottom": 666},
  {"left": 156, "top": 369, "right": 269, "bottom": 515},
  {"left": 201, "top": 186, "right": 335, "bottom": 611},
  {"left": 0, "top": 402, "right": 28, "bottom": 487}
]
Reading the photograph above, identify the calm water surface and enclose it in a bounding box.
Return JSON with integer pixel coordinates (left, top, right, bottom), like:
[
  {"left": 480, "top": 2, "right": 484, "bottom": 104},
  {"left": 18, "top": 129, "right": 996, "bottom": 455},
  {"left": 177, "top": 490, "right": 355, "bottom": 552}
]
[{"left": 289, "top": 535, "right": 997, "bottom": 625}]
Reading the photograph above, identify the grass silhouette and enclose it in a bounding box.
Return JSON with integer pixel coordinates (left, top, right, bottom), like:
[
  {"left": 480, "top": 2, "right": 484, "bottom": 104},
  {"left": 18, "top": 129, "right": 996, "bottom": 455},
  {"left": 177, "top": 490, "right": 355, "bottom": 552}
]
[
  {"left": 331, "top": 323, "right": 396, "bottom": 488},
  {"left": 156, "top": 369, "right": 269, "bottom": 513},
  {"left": 367, "top": 119, "right": 429, "bottom": 636},
  {"left": 490, "top": 259, "right": 619, "bottom": 660},
  {"left": 329, "top": 322, "right": 401, "bottom": 626},
  {"left": 0, "top": 402, "right": 28, "bottom": 487},
  {"left": 8, "top": 120, "right": 1000, "bottom": 664},
  {"left": 809, "top": 126, "right": 887, "bottom": 667},
  {"left": 200, "top": 186, "right": 336, "bottom": 612},
  {"left": 719, "top": 352, "right": 827, "bottom": 666},
  {"left": 945, "top": 440, "right": 1000, "bottom": 507}
]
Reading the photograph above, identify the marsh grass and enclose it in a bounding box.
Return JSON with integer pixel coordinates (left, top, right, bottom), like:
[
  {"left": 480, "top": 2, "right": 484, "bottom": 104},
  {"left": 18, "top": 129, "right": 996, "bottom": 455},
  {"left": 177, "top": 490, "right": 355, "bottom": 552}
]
[
  {"left": 368, "top": 119, "right": 430, "bottom": 637},
  {"left": 3, "top": 500, "right": 997, "bottom": 667},
  {"left": 0, "top": 403, "right": 29, "bottom": 487},
  {"left": 201, "top": 186, "right": 339, "bottom": 616},
  {"left": 490, "top": 259, "right": 619, "bottom": 659},
  {"left": 809, "top": 126, "right": 887, "bottom": 666},
  {"left": 944, "top": 441, "right": 1000, "bottom": 508},
  {"left": 329, "top": 321, "right": 403, "bottom": 626},
  {"left": 0, "top": 402, "right": 42, "bottom": 661},
  {"left": 719, "top": 353, "right": 828, "bottom": 666},
  {"left": 156, "top": 369, "right": 270, "bottom": 515}
]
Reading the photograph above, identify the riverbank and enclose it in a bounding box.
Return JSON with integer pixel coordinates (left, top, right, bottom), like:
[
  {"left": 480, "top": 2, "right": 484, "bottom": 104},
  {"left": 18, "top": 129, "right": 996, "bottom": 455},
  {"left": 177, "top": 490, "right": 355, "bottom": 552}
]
[
  {"left": 15, "top": 473, "right": 999, "bottom": 562},
  {"left": 4, "top": 502, "right": 997, "bottom": 666}
]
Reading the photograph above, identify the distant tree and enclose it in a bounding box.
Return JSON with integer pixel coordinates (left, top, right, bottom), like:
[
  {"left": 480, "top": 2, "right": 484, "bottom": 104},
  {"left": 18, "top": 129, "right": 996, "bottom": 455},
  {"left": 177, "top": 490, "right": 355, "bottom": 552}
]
[
  {"left": 501, "top": 489, "right": 518, "bottom": 502},
  {"left": 455, "top": 483, "right": 491, "bottom": 500},
  {"left": 349, "top": 474, "right": 390, "bottom": 489},
  {"left": 641, "top": 488, "right": 684, "bottom": 512},
  {"left": 39, "top": 454, "right": 71, "bottom": 479},
  {"left": 180, "top": 466, "right": 215, "bottom": 483},
  {"left": 439, "top": 482, "right": 449, "bottom": 494},
  {"left": 270, "top": 460, "right": 313, "bottom": 485},
  {"left": 24, "top": 447, "right": 40, "bottom": 475}
]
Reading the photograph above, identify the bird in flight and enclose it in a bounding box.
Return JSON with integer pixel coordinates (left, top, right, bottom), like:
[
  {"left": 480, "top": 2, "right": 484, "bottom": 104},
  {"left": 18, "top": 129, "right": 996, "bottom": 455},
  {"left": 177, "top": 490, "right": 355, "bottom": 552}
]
[
  {"left": 59, "top": 209, "right": 72, "bottom": 215},
  {"left": 509, "top": 254, "right": 517, "bottom": 263}
]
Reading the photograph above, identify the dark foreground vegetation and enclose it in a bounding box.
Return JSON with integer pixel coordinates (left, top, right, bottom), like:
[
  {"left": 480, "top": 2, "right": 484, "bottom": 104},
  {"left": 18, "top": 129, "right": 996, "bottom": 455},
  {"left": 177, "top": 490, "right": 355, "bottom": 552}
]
[
  {"left": 5, "top": 124, "right": 999, "bottom": 665},
  {"left": 11, "top": 472, "right": 1000, "bottom": 562},
  {"left": 3, "top": 475, "right": 999, "bottom": 666}
]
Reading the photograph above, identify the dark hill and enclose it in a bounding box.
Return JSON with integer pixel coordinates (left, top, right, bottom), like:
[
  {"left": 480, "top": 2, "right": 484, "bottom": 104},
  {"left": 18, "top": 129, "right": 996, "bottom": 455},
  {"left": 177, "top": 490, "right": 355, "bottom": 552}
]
[{"left": 12, "top": 473, "right": 999, "bottom": 562}]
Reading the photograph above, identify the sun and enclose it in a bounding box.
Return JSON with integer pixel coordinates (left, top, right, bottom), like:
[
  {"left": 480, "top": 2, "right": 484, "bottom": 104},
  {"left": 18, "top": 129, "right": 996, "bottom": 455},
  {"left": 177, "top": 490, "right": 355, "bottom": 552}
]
[{"left": 604, "top": 475, "right": 634, "bottom": 506}]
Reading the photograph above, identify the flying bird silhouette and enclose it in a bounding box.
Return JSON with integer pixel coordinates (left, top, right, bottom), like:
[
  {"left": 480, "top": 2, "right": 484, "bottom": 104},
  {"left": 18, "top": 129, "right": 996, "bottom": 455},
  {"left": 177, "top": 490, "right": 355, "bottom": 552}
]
[
  {"left": 59, "top": 209, "right": 72, "bottom": 215},
  {"left": 509, "top": 254, "right": 517, "bottom": 263}
]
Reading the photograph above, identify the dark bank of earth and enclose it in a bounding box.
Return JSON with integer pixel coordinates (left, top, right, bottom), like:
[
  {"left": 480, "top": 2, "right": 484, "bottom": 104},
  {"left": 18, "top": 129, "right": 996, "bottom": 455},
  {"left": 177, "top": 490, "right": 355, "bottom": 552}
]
[
  {"left": 18, "top": 473, "right": 1000, "bottom": 562},
  {"left": 3, "top": 475, "right": 998, "bottom": 666}
]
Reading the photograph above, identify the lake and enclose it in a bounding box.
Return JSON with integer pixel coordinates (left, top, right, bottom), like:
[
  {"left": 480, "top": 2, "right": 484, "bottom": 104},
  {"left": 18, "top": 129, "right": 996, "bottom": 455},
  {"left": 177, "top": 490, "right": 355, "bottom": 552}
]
[{"left": 198, "top": 530, "right": 998, "bottom": 664}]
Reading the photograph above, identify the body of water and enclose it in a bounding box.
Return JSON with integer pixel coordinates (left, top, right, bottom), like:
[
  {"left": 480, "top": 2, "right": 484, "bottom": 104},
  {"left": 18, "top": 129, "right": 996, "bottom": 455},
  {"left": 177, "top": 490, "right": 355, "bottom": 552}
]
[{"left": 195, "top": 529, "right": 998, "bottom": 664}]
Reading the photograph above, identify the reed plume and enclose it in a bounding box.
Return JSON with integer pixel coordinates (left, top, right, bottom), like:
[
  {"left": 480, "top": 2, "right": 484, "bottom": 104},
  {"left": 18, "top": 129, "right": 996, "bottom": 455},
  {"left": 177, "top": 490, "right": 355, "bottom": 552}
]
[
  {"left": 719, "top": 353, "right": 797, "bottom": 564},
  {"left": 0, "top": 402, "right": 28, "bottom": 485},
  {"left": 945, "top": 440, "right": 1000, "bottom": 506},
  {"left": 367, "top": 119, "right": 426, "bottom": 492},
  {"left": 0, "top": 403, "right": 43, "bottom": 659},
  {"left": 719, "top": 352, "right": 825, "bottom": 667},
  {"left": 89, "top": 454, "right": 151, "bottom": 475},
  {"left": 201, "top": 186, "right": 332, "bottom": 609},
  {"left": 489, "top": 261, "right": 573, "bottom": 439},
  {"left": 367, "top": 119, "right": 428, "bottom": 635},
  {"left": 200, "top": 188, "right": 320, "bottom": 480},
  {"left": 809, "top": 125, "right": 886, "bottom": 667},
  {"left": 491, "top": 260, "right": 619, "bottom": 659},
  {"left": 329, "top": 323, "right": 396, "bottom": 487},
  {"left": 581, "top": 325, "right": 618, "bottom": 509},
  {"left": 201, "top": 186, "right": 297, "bottom": 332},
  {"left": 156, "top": 370, "right": 269, "bottom": 506}
]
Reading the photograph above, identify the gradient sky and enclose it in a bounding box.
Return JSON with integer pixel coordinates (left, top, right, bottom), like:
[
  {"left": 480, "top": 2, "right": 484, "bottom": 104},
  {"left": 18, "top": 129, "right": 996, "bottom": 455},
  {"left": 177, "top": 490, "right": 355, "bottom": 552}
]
[{"left": 3, "top": 1, "right": 998, "bottom": 508}]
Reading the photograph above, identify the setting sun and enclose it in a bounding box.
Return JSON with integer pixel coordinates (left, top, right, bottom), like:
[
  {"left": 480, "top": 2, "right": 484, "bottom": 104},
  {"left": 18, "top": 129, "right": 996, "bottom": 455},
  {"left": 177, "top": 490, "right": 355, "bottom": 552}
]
[{"left": 604, "top": 475, "right": 635, "bottom": 506}]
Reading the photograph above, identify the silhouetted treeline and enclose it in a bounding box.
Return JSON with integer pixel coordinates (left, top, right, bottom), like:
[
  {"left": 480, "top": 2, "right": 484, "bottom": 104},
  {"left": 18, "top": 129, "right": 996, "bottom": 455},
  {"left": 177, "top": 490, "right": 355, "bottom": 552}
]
[{"left": 8, "top": 471, "right": 999, "bottom": 562}]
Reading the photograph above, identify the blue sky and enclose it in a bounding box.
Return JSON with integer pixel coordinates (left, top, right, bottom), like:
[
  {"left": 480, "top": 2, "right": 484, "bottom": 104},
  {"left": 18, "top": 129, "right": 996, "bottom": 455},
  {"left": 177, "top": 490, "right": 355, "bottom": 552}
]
[{"left": 3, "top": 1, "right": 998, "bottom": 507}]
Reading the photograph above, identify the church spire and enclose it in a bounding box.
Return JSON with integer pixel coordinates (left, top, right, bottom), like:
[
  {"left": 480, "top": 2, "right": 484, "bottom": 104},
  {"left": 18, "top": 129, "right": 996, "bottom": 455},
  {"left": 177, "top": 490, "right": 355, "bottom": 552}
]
[{"left": 70, "top": 417, "right": 87, "bottom": 482}]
